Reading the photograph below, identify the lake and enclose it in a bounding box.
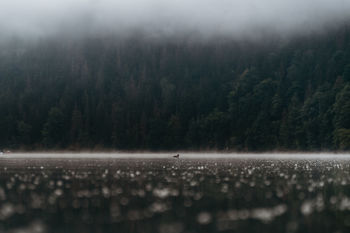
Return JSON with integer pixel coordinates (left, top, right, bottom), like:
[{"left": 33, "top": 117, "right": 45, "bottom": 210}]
[{"left": 0, "top": 153, "right": 350, "bottom": 233}]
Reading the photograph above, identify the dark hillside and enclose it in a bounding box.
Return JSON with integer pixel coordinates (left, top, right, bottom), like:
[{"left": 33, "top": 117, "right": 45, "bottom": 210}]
[{"left": 1, "top": 26, "right": 350, "bottom": 151}]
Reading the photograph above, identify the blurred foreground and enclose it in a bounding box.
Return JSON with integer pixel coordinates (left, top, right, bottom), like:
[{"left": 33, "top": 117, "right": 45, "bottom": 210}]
[{"left": 0, "top": 154, "right": 350, "bottom": 233}]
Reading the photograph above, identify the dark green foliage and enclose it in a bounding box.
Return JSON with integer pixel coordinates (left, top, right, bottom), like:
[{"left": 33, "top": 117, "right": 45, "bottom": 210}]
[
  {"left": 186, "top": 110, "right": 230, "bottom": 150},
  {"left": 334, "top": 128, "right": 350, "bottom": 150},
  {"left": 17, "top": 121, "right": 32, "bottom": 145},
  {"left": 1, "top": 26, "right": 350, "bottom": 151},
  {"left": 334, "top": 85, "right": 350, "bottom": 129},
  {"left": 344, "top": 65, "right": 350, "bottom": 82},
  {"left": 41, "top": 107, "right": 66, "bottom": 147}
]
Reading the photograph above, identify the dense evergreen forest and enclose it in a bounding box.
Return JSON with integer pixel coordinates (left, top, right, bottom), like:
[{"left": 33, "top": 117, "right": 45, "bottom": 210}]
[{"left": 1, "top": 25, "right": 350, "bottom": 151}]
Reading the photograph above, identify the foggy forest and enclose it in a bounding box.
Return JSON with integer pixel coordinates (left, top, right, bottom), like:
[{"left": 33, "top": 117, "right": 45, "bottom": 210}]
[
  {"left": 3, "top": 2, "right": 350, "bottom": 233},
  {"left": 1, "top": 0, "right": 350, "bottom": 151}
]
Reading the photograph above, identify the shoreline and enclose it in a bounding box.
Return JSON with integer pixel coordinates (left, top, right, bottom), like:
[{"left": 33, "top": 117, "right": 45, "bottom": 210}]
[{"left": 1, "top": 152, "right": 350, "bottom": 159}]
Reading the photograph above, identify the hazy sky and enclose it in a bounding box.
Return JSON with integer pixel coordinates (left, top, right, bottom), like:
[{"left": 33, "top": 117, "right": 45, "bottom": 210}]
[{"left": 1, "top": 0, "right": 350, "bottom": 40}]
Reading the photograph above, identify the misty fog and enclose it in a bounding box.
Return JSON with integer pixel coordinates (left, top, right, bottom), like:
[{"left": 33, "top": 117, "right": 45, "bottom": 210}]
[{"left": 1, "top": 0, "right": 350, "bottom": 42}]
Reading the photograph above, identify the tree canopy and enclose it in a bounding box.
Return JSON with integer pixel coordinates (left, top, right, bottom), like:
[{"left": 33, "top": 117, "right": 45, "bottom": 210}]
[{"left": 1, "top": 26, "right": 350, "bottom": 151}]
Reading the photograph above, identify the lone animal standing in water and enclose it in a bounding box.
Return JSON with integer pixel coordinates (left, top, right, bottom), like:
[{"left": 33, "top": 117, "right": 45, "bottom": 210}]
[{"left": 173, "top": 154, "right": 180, "bottom": 158}]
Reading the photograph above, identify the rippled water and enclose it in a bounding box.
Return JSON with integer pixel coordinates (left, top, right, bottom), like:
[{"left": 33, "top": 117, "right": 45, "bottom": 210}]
[{"left": 1, "top": 153, "right": 350, "bottom": 233}]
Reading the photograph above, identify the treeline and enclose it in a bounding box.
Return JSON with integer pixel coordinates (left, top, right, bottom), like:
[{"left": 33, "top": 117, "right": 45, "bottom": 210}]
[{"left": 1, "top": 27, "right": 350, "bottom": 151}]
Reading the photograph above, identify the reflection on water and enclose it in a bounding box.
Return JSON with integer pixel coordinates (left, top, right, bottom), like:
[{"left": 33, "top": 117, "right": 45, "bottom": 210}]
[{"left": 0, "top": 154, "right": 350, "bottom": 233}]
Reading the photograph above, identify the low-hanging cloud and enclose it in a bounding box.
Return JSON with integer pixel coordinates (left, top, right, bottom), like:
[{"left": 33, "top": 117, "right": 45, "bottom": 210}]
[{"left": 1, "top": 0, "right": 350, "bottom": 41}]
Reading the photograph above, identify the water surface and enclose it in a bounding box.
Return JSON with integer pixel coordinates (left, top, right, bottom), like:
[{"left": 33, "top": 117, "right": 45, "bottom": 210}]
[{"left": 0, "top": 153, "right": 350, "bottom": 233}]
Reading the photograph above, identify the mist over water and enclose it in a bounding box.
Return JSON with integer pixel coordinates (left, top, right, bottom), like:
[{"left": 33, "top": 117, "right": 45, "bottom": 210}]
[
  {"left": 3, "top": 152, "right": 350, "bottom": 159},
  {"left": 1, "top": 0, "right": 350, "bottom": 42}
]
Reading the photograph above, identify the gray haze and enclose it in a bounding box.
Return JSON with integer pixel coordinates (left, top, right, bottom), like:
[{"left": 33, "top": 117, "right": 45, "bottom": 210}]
[{"left": 1, "top": 0, "right": 350, "bottom": 41}]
